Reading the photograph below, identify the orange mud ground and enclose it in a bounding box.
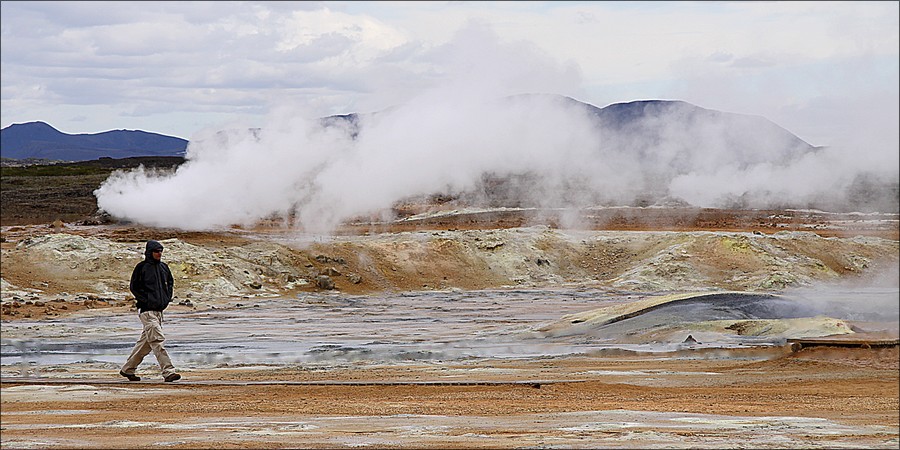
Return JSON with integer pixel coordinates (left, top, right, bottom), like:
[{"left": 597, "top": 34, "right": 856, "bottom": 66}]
[{"left": 1, "top": 207, "right": 898, "bottom": 448}]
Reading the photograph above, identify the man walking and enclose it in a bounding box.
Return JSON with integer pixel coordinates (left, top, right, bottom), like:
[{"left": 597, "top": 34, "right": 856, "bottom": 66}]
[{"left": 120, "top": 240, "right": 181, "bottom": 382}]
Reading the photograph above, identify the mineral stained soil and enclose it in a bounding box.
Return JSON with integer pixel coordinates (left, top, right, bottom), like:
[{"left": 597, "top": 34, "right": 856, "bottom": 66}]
[{"left": 1, "top": 207, "right": 898, "bottom": 449}]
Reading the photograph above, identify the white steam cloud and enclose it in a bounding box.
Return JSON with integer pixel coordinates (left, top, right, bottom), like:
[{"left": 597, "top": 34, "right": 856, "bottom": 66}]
[
  {"left": 95, "top": 95, "right": 613, "bottom": 232},
  {"left": 783, "top": 261, "right": 899, "bottom": 335},
  {"left": 94, "top": 24, "right": 899, "bottom": 233}
]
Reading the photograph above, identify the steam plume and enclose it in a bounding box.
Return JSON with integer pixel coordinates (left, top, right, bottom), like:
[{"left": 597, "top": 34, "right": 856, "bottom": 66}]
[{"left": 94, "top": 25, "right": 898, "bottom": 233}]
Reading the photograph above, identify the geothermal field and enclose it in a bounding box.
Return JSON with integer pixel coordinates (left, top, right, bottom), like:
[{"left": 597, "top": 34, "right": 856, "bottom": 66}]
[
  {"left": 3, "top": 1, "right": 898, "bottom": 448},
  {"left": 2, "top": 90, "right": 899, "bottom": 449},
  {"left": 1, "top": 204, "right": 898, "bottom": 448}
]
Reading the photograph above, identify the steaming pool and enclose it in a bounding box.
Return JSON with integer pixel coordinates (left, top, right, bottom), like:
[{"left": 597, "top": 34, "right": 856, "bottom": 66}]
[{"left": 2, "top": 287, "right": 897, "bottom": 373}]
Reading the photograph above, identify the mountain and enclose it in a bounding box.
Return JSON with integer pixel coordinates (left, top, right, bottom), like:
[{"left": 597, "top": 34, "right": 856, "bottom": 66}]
[
  {"left": 574, "top": 97, "right": 815, "bottom": 152},
  {"left": 321, "top": 95, "right": 821, "bottom": 192},
  {"left": 312, "top": 95, "right": 848, "bottom": 210},
  {"left": 3, "top": 96, "right": 818, "bottom": 163},
  {"left": 0, "top": 122, "right": 188, "bottom": 161},
  {"left": 325, "top": 95, "right": 819, "bottom": 158},
  {"left": 514, "top": 94, "right": 820, "bottom": 163}
]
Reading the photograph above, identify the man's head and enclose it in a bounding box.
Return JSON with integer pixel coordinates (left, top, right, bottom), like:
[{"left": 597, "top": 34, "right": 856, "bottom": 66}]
[{"left": 145, "top": 240, "right": 164, "bottom": 261}]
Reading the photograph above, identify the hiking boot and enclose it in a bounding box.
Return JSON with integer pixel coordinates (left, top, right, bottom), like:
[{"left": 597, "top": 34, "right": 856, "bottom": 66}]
[
  {"left": 119, "top": 370, "right": 140, "bottom": 381},
  {"left": 164, "top": 373, "right": 181, "bottom": 382}
]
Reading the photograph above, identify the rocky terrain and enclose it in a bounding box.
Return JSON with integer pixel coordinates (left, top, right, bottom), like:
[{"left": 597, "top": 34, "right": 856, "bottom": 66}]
[
  {"left": 1, "top": 207, "right": 897, "bottom": 320},
  {"left": 1, "top": 203, "right": 898, "bottom": 448}
]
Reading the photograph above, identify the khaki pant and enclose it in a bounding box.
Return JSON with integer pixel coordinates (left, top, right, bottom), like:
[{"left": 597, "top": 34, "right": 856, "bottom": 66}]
[{"left": 121, "top": 310, "right": 176, "bottom": 378}]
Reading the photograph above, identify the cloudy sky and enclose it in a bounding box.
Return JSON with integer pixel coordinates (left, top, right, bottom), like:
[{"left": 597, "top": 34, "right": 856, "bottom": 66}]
[
  {"left": 4, "top": 1, "right": 899, "bottom": 231},
  {"left": 2, "top": 1, "right": 897, "bottom": 148}
]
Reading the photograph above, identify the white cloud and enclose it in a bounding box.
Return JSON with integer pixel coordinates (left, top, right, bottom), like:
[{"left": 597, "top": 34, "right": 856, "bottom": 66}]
[
  {"left": 3, "top": 1, "right": 896, "bottom": 144},
  {"left": 275, "top": 7, "right": 408, "bottom": 55},
  {"left": 2, "top": 1, "right": 897, "bottom": 230}
]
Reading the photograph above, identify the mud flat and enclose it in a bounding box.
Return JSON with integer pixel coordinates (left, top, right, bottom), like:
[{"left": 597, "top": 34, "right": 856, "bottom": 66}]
[
  {"left": 1, "top": 347, "right": 898, "bottom": 449},
  {"left": 1, "top": 210, "right": 898, "bottom": 449},
  {"left": 2, "top": 287, "right": 898, "bottom": 449}
]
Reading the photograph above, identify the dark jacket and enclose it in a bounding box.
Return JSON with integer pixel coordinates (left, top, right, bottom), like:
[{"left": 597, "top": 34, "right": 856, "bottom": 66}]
[{"left": 130, "top": 240, "right": 174, "bottom": 312}]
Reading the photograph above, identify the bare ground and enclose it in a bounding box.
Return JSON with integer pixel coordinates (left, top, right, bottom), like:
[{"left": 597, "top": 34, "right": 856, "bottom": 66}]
[
  {"left": 2, "top": 207, "right": 898, "bottom": 448},
  {"left": 1, "top": 347, "right": 897, "bottom": 448}
]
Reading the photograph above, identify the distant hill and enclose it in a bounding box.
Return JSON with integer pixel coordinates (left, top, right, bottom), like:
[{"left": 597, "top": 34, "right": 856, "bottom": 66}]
[
  {"left": 517, "top": 94, "right": 820, "bottom": 162},
  {"left": 320, "top": 95, "right": 821, "bottom": 197},
  {"left": 325, "top": 95, "right": 819, "bottom": 158},
  {"left": 3, "top": 97, "right": 819, "bottom": 164},
  {"left": 575, "top": 97, "right": 816, "bottom": 152},
  {"left": 0, "top": 122, "right": 188, "bottom": 161}
]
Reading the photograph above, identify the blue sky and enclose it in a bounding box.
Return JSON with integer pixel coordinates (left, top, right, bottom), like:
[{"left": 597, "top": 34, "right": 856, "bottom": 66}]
[{"left": 2, "top": 1, "right": 898, "bottom": 151}]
